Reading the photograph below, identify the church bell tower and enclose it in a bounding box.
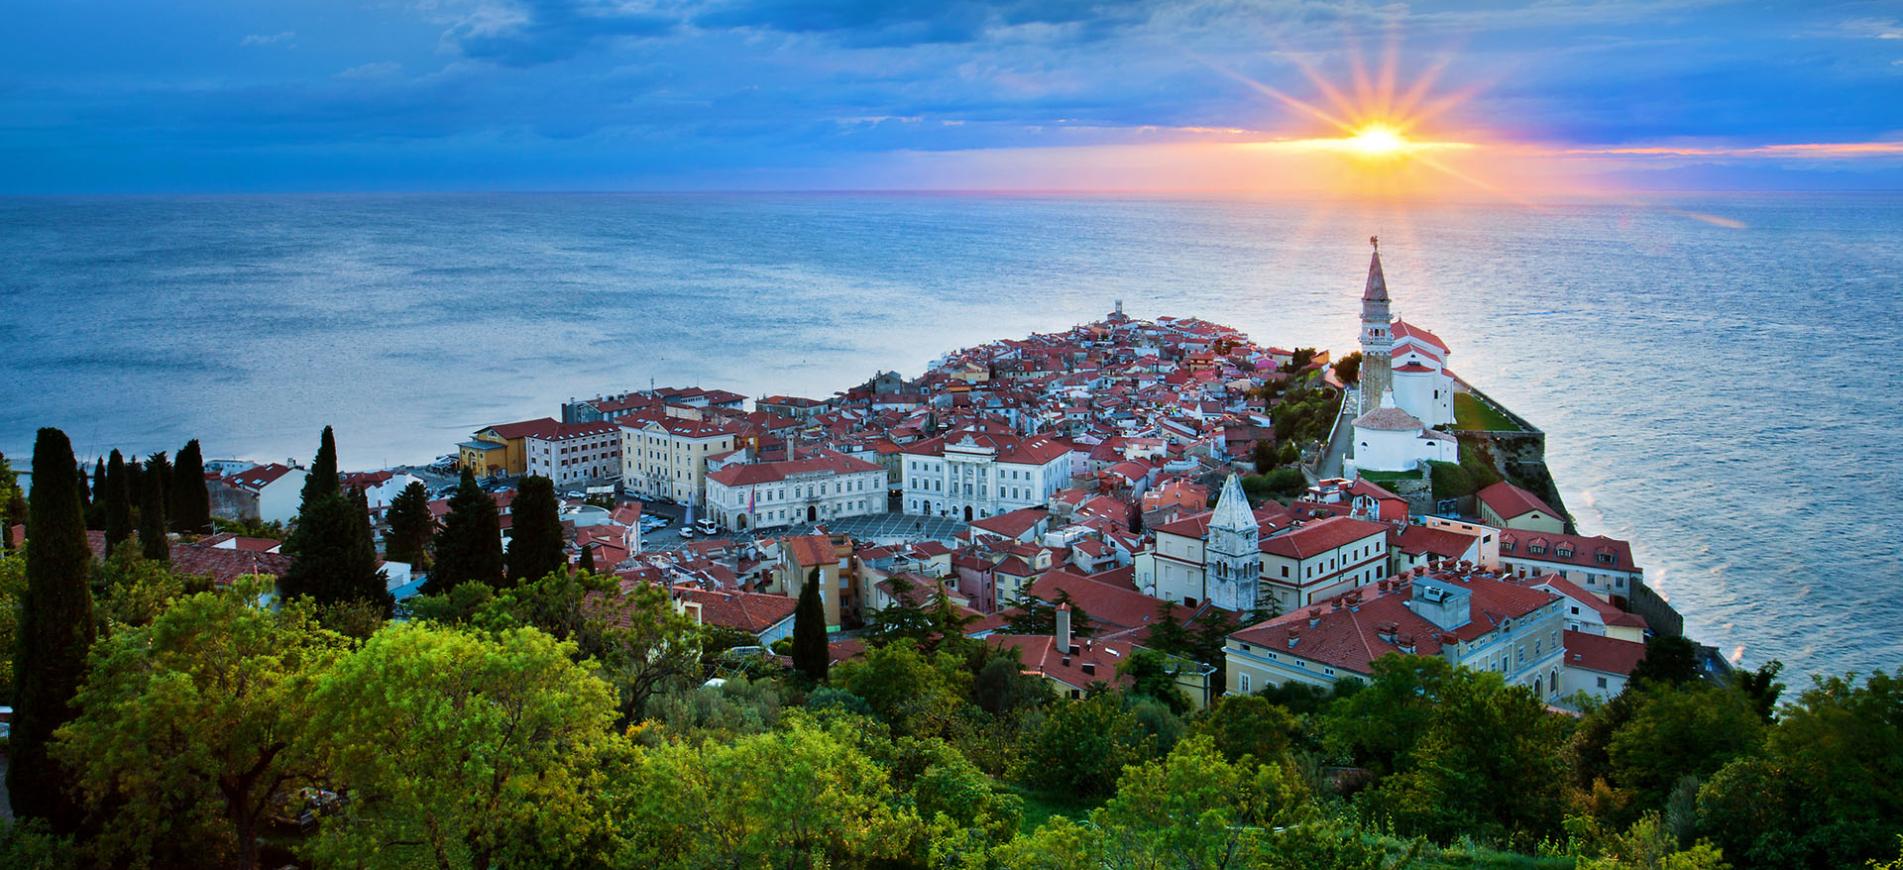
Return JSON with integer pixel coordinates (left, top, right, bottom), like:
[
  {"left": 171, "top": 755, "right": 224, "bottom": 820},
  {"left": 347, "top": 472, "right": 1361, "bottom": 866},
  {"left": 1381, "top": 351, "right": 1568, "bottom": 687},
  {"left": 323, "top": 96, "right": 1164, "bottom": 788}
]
[
  {"left": 1206, "top": 474, "right": 1261, "bottom": 612},
  {"left": 1358, "top": 236, "right": 1393, "bottom": 418}
]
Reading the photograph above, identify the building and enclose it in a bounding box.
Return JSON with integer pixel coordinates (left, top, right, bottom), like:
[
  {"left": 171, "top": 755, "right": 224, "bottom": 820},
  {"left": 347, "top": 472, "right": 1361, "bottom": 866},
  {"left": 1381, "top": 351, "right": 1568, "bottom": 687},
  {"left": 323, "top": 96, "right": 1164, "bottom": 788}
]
[
  {"left": 1143, "top": 488, "right": 1293, "bottom": 611},
  {"left": 214, "top": 463, "right": 309, "bottom": 526},
  {"left": 705, "top": 450, "right": 888, "bottom": 531},
  {"left": 1559, "top": 630, "right": 1647, "bottom": 703},
  {"left": 768, "top": 534, "right": 858, "bottom": 631},
  {"left": 616, "top": 412, "right": 742, "bottom": 507},
  {"left": 1498, "top": 529, "right": 1643, "bottom": 603},
  {"left": 1535, "top": 575, "right": 1649, "bottom": 642},
  {"left": 1477, "top": 481, "right": 1567, "bottom": 533},
  {"left": 1348, "top": 387, "right": 1456, "bottom": 474},
  {"left": 1358, "top": 239, "right": 1393, "bottom": 418},
  {"left": 757, "top": 395, "right": 829, "bottom": 420},
  {"left": 458, "top": 418, "right": 561, "bottom": 478},
  {"left": 675, "top": 587, "right": 800, "bottom": 646},
  {"left": 1257, "top": 515, "right": 1392, "bottom": 613},
  {"left": 1419, "top": 515, "right": 1502, "bottom": 567},
  {"left": 1225, "top": 566, "right": 1567, "bottom": 701},
  {"left": 522, "top": 421, "right": 623, "bottom": 488},
  {"left": 1389, "top": 524, "right": 1485, "bottom": 576},
  {"left": 900, "top": 427, "right": 1074, "bottom": 521}
]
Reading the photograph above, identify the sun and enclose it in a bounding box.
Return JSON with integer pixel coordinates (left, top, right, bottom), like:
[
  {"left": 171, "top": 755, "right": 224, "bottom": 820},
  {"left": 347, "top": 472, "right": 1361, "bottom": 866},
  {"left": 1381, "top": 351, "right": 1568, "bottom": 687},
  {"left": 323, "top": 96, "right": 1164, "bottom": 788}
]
[{"left": 1342, "top": 123, "right": 1410, "bottom": 158}]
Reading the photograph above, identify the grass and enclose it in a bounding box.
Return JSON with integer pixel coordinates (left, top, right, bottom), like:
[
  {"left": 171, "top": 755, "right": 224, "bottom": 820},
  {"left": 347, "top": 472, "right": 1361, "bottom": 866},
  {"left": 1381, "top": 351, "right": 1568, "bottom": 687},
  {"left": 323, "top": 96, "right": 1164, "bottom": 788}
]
[
  {"left": 1453, "top": 393, "right": 1523, "bottom": 432},
  {"left": 1357, "top": 468, "right": 1423, "bottom": 486}
]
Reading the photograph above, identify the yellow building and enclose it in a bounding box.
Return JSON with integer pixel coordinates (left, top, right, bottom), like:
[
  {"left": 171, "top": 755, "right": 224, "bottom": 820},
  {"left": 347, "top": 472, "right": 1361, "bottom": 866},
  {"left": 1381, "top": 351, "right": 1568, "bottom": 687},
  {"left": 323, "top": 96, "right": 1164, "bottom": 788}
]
[
  {"left": 458, "top": 418, "right": 559, "bottom": 478},
  {"left": 616, "top": 412, "right": 740, "bottom": 507}
]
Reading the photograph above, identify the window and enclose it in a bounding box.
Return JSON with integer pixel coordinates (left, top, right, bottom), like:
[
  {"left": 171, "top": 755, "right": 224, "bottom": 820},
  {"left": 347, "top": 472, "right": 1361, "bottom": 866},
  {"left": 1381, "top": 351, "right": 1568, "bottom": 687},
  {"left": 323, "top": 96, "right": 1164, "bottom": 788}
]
[
  {"left": 1239, "top": 673, "right": 1251, "bottom": 693},
  {"left": 1596, "top": 676, "right": 1608, "bottom": 688}
]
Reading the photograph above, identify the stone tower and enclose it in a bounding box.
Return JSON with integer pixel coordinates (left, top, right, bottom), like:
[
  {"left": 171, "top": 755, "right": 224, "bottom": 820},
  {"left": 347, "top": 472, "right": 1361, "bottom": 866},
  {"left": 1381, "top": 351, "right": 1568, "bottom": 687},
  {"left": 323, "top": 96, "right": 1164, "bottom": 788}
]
[
  {"left": 1358, "top": 237, "right": 1393, "bottom": 418},
  {"left": 1206, "top": 473, "right": 1261, "bottom": 612}
]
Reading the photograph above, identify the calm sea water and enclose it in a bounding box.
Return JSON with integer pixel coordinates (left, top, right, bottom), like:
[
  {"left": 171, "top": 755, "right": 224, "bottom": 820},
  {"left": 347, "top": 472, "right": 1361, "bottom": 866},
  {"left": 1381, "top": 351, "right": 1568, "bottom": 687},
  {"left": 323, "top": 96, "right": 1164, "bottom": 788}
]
[{"left": 3, "top": 193, "right": 1899, "bottom": 678}]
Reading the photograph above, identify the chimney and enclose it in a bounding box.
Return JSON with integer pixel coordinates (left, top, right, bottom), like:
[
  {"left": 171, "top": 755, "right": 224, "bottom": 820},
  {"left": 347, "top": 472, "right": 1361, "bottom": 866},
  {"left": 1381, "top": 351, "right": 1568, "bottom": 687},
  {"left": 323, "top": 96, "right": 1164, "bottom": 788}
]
[
  {"left": 1307, "top": 606, "right": 1322, "bottom": 627},
  {"left": 1056, "top": 602, "right": 1072, "bottom": 656},
  {"left": 1287, "top": 628, "right": 1302, "bottom": 649}
]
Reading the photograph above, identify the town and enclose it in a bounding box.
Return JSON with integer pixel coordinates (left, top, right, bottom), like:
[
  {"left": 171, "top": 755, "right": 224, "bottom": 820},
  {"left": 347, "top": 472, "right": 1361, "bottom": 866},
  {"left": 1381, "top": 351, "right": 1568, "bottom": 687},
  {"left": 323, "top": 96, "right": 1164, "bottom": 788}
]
[
  {"left": 2, "top": 243, "right": 1884, "bottom": 870},
  {"left": 119, "top": 241, "right": 1683, "bottom": 710}
]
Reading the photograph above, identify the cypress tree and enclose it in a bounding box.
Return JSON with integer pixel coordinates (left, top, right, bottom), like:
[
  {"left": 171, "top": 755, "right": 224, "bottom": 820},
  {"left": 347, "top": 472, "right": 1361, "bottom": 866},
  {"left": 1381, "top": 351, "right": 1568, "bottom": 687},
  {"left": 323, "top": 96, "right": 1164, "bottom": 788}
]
[
  {"left": 578, "top": 542, "right": 596, "bottom": 573},
  {"left": 792, "top": 566, "right": 829, "bottom": 683},
  {"left": 0, "top": 452, "right": 23, "bottom": 551},
  {"left": 382, "top": 481, "right": 434, "bottom": 570},
  {"left": 280, "top": 430, "right": 387, "bottom": 611},
  {"left": 8, "top": 428, "right": 97, "bottom": 831},
  {"left": 140, "top": 451, "right": 171, "bottom": 563},
  {"left": 103, "top": 449, "right": 133, "bottom": 554},
  {"left": 300, "top": 426, "right": 340, "bottom": 506},
  {"left": 124, "top": 456, "right": 144, "bottom": 519},
  {"left": 426, "top": 467, "right": 502, "bottom": 593},
  {"left": 170, "top": 439, "right": 212, "bottom": 535},
  {"left": 87, "top": 457, "right": 107, "bottom": 529},
  {"left": 505, "top": 475, "right": 564, "bottom": 585}
]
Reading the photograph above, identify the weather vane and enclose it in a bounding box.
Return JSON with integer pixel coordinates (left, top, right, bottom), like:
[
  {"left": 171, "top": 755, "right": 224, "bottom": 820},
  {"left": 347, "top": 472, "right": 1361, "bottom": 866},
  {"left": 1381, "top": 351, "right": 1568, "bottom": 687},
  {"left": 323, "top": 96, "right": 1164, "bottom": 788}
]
[{"left": 1370, "top": 235, "right": 1379, "bottom": 252}]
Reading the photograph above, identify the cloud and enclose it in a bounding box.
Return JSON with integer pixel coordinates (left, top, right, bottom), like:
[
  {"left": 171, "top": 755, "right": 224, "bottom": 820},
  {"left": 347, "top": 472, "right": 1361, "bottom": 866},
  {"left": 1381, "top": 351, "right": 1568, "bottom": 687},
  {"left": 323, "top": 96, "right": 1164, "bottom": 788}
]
[
  {"left": 434, "top": 0, "right": 678, "bottom": 66},
  {"left": 338, "top": 62, "right": 404, "bottom": 80},
  {"left": 691, "top": 0, "right": 1147, "bottom": 47},
  {"left": 240, "top": 31, "right": 297, "bottom": 47}
]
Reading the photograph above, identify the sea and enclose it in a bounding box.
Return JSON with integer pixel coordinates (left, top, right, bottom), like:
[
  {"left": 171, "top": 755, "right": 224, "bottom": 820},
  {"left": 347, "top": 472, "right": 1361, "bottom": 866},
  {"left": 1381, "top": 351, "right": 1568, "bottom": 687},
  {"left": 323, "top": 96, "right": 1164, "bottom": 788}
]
[{"left": 2, "top": 192, "right": 1899, "bottom": 679}]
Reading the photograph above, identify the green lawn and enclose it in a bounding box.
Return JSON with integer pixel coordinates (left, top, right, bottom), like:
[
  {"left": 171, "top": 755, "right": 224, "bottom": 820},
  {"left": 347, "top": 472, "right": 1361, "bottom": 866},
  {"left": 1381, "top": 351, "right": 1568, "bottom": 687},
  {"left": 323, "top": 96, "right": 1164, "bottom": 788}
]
[
  {"left": 1453, "top": 393, "right": 1522, "bottom": 432},
  {"left": 1008, "top": 785, "right": 1104, "bottom": 833}
]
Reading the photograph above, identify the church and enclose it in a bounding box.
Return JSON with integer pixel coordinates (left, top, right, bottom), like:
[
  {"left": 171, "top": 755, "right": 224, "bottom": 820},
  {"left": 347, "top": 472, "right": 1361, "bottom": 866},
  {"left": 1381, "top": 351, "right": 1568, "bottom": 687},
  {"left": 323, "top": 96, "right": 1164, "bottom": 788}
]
[{"left": 1349, "top": 239, "right": 1458, "bottom": 476}]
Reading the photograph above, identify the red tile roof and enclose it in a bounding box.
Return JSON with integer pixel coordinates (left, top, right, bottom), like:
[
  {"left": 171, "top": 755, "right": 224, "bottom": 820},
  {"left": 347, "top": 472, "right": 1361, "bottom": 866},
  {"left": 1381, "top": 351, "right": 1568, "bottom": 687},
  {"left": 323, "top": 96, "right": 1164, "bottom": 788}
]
[
  {"left": 676, "top": 586, "right": 799, "bottom": 634},
  {"left": 1258, "top": 516, "right": 1389, "bottom": 560},
  {"left": 1391, "top": 525, "right": 1479, "bottom": 560},
  {"left": 987, "top": 634, "right": 1134, "bottom": 691},
  {"left": 1564, "top": 630, "right": 1647, "bottom": 676},
  {"left": 1499, "top": 529, "right": 1638, "bottom": 573},
  {"left": 84, "top": 531, "right": 293, "bottom": 586},
  {"left": 1023, "top": 568, "right": 1193, "bottom": 639},
  {"left": 1477, "top": 481, "right": 1561, "bottom": 522},
  {"left": 482, "top": 418, "right": 562, "bottom": 440},
  {"left": 705, "top": 450, "right": 882, "bottom": 487},
  {"left": 1230, "top": 570, "right": 1558, "bottom": 676},
  {"left": 1536, "top": 576, "right": 1648, "bottom": 629},
  {"left": 783, "top": 534, "right": 838, "bottom": 567},
  {"left": 968, "top": 507, "right": 1049, "bottom": 540}
]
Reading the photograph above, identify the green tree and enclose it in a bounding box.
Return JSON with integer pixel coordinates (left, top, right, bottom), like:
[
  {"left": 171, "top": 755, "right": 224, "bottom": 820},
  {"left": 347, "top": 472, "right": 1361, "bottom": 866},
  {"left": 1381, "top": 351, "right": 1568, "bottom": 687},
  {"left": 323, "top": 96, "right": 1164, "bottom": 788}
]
[
  {"left": 0, "top": 548, "right": 22, "bottom": 704},
  {"left": 1629, "top": 635, "right": 1701, "bottom": 688},
  {"left": 300, "top": 425, "right": 339, "bottom": 506},
  {"left": 1020, "top": 691, "right": 1157, "bottom": 798},
  {"left": 306, "top": 622, "right": 618, "bottom": 870},
  {"left": 610, "top": 716, "right": 923, "bottom": 868},
  {"left": 86, "top": 456, "right": 107, "bottom": 530},
  {"left": 1119, "top": 647, "right": 1192, "bottom": 715},
  {"left": 7, "top": 428, "right": 97, "bottom": 833},
  {"left": 1697, "top": 670, "right": 1901, "bottom": 867},
  {"left": 971, "top": 645, "right": 1051, "bottom": 717},
  {"left": 577, "top": 541, "right": 596, "bottom": 573},
  {"left": 280, "top": 488, "right": 388, "bottom": 611},
  {"left": 1193, "top": 693, "right": 1304, "bottom": 764},
  {"left": 1608, "top": 683, "right": 1762, "bottom": 813},
  {"left": 0, "top": 452, "right": 24, "bottom": 551},
  {"left": 92, "top": 541, "right": 200, "bottom": 630},
  {"left": 103, "top": 448, "right": 133, "bottom": 553},
  {"left": 53, "top": 582, "right": 347, "bottom": 870},
  {"left": 832, "top": 643, "right": 971, "bottom": 736},
  {"left": 382, "top": 480, "right": 434, "bottom": 570},
  {"left": 585, "top": 580, "right": 706, "bottom": 724},
  {"left": 1005, "top": 589, "right": 1094, "bottom": 637},
  {"left": 792, "top": 566, "right": 830, "bottom": 683},
  {"left": 427, "top": 468, "right": 503, "bottom": 593},
  {"left": 1334, "top": 350, "right": 1363, "bottom": 385},
  {"left": 169, "top": 439, "right": 212, "bottom": 535},
  {"left": 139, "top": 451, "right": 171, "bottom": 563},
  {"left": 505, "top": 475, "right": 565, "bottom": 585}
]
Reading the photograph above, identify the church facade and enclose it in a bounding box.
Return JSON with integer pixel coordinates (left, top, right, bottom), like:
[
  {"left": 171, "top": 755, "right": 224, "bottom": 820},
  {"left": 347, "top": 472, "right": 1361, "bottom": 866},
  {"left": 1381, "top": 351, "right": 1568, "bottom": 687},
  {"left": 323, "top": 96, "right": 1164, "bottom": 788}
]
[{"left": 1350, "top": 241, "right": 1460, "bottom": 475}]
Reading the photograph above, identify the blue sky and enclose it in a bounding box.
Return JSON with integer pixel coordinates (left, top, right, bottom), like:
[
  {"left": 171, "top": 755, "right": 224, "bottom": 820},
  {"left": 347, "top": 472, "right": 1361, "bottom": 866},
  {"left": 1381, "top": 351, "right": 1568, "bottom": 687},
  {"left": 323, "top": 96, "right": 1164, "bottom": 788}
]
[{"left": 3, "top": 0, "right": 1901, "bottom": 193}]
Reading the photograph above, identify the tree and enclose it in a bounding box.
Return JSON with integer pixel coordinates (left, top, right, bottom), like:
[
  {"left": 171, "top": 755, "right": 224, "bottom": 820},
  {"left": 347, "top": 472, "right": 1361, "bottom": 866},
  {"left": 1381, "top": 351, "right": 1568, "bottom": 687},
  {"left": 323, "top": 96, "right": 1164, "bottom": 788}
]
[
  {"left": 1005, "top": 589, "right": 1094, "bottom": 637},
  {"left": 305, "top": 623, "right": 619, "bottom": 870},
  {"left": 1090, "top": 735, "right": 1315, "bottom": 869},
  {"left": 505, "top": 475, "right": 564, "bottom": 585},
  {"left": 1020, "top": 692, "right": 1157, "bottom": 798},
  {"left": 382, "top": 480, "right": 434, "bottom": 570},
  {"left": 139, "top": 451, "right": 171, "bottom": 563},
  {"left": 169, "top": 439, "right": 212, "bottom": 535},
  {"left": 1251, "top": 440, "right": 1277, "bottom": 473},
  {"left": 586, "top": 580, "right": 706, "bottom": 724},
  {"left": 86, "top": 456, "right": 107, "bottom": 530},
  {"left": 53, "top": 583, "right": 348, "bottom": 870},
  {"left": 1333, "top": 350, "right": 1363, "bottom": 385},
  {"left": 279, "top": 477, "right": 388, "bottom": 612},
  {"left": 103, "top": 448, "right": 132, "bottom": 554},
  {"left": 0, "top": 452, "right": 25, "bottom": 551},
  {"left": 1608, "top": 683, "right": 1762, "bottom": 813},
  {"left": 610, "top": 717, "right": 922, "bottom": 868},
  {"left": 971, "top": 646, "right": 1051, "bottom": 717},
  {"left": 577, "top": 542, "right": 595, "bottom": 573},
  {"left": 792, "top": 566, "right": 830, "bottom": 683},
  {"left": 300, "top": 425, "right": 339, "bottom": 506},
  {"left": 1193, "top": 694, "right": 1304, "bottom": 765},
  {"left": 427, "top": 468, "right": 502, "bottom": 593},
  {"left": 1629, "top": 634, "right": 1700, "bottom": 688},
  {"left": 8, "top": 428, "right": 97, "bottom": 833},
  {"left": 832, "top": 644, "right": 970, "bottom": 737},
  {"left": 1119, "top": 648, "right": 1192, "bottom": 715}
]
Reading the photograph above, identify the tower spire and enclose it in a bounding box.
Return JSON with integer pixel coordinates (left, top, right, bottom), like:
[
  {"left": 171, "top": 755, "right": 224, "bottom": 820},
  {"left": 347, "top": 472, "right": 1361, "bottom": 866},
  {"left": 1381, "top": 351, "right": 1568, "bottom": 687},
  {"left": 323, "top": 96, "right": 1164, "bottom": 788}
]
[{"left": 1363, "top": 236, "right": 1388, "bottom": 302}]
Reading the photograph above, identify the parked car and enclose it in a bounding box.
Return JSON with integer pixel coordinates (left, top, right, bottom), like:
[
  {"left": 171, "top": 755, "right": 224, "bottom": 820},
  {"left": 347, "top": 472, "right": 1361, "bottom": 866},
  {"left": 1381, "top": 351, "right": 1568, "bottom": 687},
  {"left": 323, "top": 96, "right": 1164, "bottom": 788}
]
[{"left": 677, "top": 526, "right": 697, "bottom": 539}]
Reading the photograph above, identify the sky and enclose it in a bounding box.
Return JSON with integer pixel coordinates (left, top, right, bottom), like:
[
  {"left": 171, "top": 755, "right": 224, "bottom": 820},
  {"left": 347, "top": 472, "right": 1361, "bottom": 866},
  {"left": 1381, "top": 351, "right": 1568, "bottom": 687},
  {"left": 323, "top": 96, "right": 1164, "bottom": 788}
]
[{"left": 3, "top": 0, "right": 1902, "bottom": 195}]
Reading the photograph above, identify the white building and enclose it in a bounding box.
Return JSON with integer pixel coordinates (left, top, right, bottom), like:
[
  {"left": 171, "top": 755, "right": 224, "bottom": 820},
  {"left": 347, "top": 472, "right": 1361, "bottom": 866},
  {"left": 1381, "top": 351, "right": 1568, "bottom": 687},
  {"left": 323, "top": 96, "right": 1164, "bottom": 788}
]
[
  {"left": 1355, "top": 239, "right": 1456, "bottom": 428},
  {"left": 1147, "top": 474, "right": 1271, "bottom": 612},
  {"left": 705, "top": 450, "right": 889, "bottom": 532},
  {"left": 616, "top": 412, "right": 741, "bottom": 507},
  {"left": 217, "top": 464, "right": 309, "bottom": 526},
  {"left": 900, "top": 427, "right": 1074, "bottom": 521},
  {"left": 524, "top": 421, "right": 622, "bottom": 487},
  {"left": 1257, "top": 515, "right": 1392, "bottom": 612},
  {"left": 1348, "top": 387, "right": 1456, "bottom": 474}
]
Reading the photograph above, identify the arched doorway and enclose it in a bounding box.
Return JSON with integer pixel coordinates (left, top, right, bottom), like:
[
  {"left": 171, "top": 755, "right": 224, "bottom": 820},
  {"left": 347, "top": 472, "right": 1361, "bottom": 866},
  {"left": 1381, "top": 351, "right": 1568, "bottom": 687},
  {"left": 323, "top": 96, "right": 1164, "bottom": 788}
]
[
  {"left": 963, "top": 505, "right": 973, "bottom": 522},
  {"left": 806, "top": 505, "right": 818, "bottom": 523},
  {"left": 736, "top": 514, "right": 749, "bottom": 531}
]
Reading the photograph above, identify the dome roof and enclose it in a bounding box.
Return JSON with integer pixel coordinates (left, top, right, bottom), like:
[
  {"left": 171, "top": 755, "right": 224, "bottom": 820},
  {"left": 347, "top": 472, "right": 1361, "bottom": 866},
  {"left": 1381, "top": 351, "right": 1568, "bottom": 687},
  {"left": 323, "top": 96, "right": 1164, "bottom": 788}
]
[{"left": 1354, "top": 405, "right": 1424, "bottom": 432}]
